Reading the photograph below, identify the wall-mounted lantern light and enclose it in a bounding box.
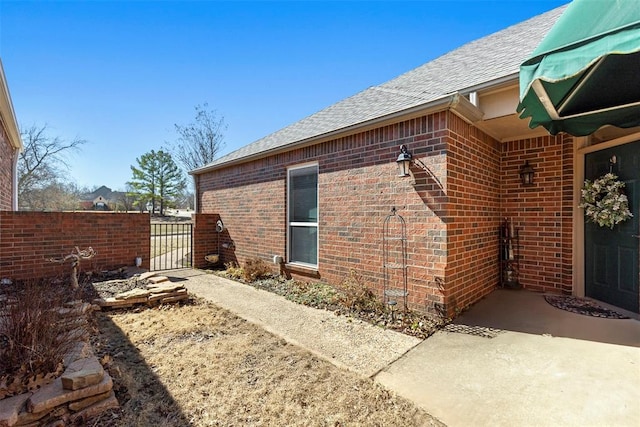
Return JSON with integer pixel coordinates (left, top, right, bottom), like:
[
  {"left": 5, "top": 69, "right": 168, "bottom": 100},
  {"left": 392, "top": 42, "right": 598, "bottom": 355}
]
[
  {"left": 396, "top": 144, "right": 413, "bottom": 177},
  {"left": 395, "top": 144, "right": 444, "bottom": 189},
  {"left": 520, "top": 160, "right": 535, "bottom": 186}
]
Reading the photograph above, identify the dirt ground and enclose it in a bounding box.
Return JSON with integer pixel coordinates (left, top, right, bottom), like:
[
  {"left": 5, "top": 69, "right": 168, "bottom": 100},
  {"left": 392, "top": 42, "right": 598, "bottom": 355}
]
[{"left": 89, "top": 298, "right": 444, "bottom": 426}]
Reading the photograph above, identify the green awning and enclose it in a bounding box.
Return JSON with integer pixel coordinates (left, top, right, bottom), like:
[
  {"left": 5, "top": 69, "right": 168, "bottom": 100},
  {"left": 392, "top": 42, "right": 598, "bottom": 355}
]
[{"left": 517, "top": 0, "right": 640, "bottom": 136}]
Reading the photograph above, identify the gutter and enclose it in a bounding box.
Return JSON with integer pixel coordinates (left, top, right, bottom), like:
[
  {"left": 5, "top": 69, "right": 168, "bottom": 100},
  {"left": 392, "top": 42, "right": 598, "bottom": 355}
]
[
  {"left": 190, "top": 91, "right": 483, "bottom": 175},
  {"left": 0, "top": 60, "right": 22, "bottom": 151}
]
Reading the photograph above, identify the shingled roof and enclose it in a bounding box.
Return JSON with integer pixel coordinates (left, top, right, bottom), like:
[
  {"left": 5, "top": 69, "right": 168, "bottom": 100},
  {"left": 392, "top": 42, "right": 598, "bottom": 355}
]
[{"left": 192, "top": 5, "right": 566, "bottom": 174}]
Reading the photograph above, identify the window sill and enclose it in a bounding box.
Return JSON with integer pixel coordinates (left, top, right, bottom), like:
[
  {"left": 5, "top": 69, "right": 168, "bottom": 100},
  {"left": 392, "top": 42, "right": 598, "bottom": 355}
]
[{"left": 284, "top": 263, "right": 320, "bottom": 278}]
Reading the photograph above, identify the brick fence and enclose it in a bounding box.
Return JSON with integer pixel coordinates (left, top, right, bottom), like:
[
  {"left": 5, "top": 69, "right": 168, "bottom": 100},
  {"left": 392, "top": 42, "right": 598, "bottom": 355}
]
[
  {"left": 191, "top": 213, "right": 221, "bottom": 269},
  {"left": 0, "top": 211, "right": 150, "bottom": 281}
]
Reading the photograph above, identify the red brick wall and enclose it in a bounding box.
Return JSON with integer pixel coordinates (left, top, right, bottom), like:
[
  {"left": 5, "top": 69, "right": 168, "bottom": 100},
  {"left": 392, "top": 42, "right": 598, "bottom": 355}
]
[
  {"left": 0, "top": 212, "right": 150, "bottom": 281},
  {"left": 0, "top": 123, "right": 15, "bottom": 211},
  {"left": 319, "top": 114, "right": 448, "bottom": 312},
  {"left": 196, "top": 162, "right": 286, "bottom": 271},
  {"left": 191, "top": 213, "right": 220, "bottom": 269},
  {"left": 196, "top": 112, "right": 577, "bottom": 316},
  {"left": 198, "top": 113, "right": 454, "bottom": 314},
  {"left": 500, "top": 134, "right": 574, "bottom": 294},
  {"left": 446, "top": 114, "right": 502, "bottom": 314}
]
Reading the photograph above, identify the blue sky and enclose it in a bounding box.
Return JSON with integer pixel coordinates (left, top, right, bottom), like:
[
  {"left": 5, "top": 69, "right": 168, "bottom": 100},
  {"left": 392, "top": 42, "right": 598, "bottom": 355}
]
[{"left": 1, "top": 0, "right": 567, "bottom": 191}]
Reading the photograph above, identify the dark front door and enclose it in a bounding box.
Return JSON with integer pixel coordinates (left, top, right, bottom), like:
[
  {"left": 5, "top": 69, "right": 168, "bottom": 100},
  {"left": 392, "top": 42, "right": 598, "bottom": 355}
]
[{"left": 585, "top": 140, "right": 639, "bottom": 313}]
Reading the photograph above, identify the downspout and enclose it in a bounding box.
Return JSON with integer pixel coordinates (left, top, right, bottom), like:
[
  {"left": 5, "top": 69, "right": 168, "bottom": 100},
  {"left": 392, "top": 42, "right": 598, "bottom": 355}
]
[
  {"left": 192, "top": 173, "right": 199, "bottom": 213},
  {"left": 12, "top": 145, "right": 19, "bottom": 211}
]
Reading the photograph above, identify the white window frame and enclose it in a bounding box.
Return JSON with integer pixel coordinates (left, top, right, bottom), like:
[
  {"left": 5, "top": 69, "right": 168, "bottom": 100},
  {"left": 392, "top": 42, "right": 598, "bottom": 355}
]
[{"left": 287, "top": 162, "right": 319, "bottom": 268}]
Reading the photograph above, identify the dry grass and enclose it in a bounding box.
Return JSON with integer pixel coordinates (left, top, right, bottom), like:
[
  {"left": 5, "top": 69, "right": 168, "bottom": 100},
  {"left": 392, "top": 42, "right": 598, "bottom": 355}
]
[
  {"left": 150, "top": 222, "right": 192, "bottom": 258},
  {"left": 91, "top": 299, "right": 443, "bottom": 427},
  {"left": 150, "top": 234, "right": 192, "bottom": 258},
  {"left": 0, "top": 279, "right": 83, "bottom": 397}
]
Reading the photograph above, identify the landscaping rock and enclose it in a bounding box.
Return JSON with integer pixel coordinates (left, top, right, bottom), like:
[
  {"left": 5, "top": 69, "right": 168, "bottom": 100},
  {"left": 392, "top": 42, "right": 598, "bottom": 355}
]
[
  {"left": 147, "top": 276, "right": 169, "bottom": 284},
  {"left": 95, "top": 297, "right": 148, "bottom": 308},
  {"left": 147, "top": 283, "right": 185, "bottom": 293},
  {"left": 14, "top": 407, "right": 50, "bottom": 426},
  {"left": 148, "top": 289, "right": 187, "bottom": 303},
  {"left": 0, "top": 393, "right": 30, "bottom": 427},
  {"left": 69, "top": 392, "right": 118, "bottom": 424},
  {"left": 61, "top": 358, "right": 104, "bottom": 391},
  {"left": 27, "top": 373, "right": 112, "bottom": 414},
  {"left": 139, "top": 271, "right": 158, "bottom": 280},
  {"left": 115, "top": 288, "right": 151, "bottom": 300},
  {"left": 67, "top": 390, "right": 113, "bottom": 411},
  {"left": 158, "top": 295, "right": 189, "bottom": 304}
]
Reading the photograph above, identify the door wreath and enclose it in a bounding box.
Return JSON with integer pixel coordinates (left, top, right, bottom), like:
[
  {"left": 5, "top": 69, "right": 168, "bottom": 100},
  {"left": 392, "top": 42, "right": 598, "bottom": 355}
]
[{"left": 579, "top": 172, "right": 633, "bottom": 229}]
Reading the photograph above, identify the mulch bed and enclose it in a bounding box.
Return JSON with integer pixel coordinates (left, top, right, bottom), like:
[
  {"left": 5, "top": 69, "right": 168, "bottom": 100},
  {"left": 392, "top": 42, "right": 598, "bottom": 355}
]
[{"left": 544, "top": 295, "right": 630, "bottom": 319}]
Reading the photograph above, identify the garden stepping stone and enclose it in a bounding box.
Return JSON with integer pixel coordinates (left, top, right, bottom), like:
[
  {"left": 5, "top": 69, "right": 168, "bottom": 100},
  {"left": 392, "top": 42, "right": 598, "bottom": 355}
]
[{"left": 147, "top": 275, "right": 169, "bottom": 284}]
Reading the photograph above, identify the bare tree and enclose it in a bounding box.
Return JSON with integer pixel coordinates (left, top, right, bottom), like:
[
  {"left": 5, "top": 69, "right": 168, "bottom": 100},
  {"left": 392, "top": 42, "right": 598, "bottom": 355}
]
[
  {"left": 18, "top": 124, "right": 87, "bottom": 210},
  {"left": 166, "top": 103, "right": 227, "bottom": 172},
  {"left": 115, "top": 184, "right": 138, "bottom": 212},
  {"left": 19, "top": 181, "right": 82, "bottom": 211},
  {"left": 48, "top": 247, "right": 96, "bottom": 289}
]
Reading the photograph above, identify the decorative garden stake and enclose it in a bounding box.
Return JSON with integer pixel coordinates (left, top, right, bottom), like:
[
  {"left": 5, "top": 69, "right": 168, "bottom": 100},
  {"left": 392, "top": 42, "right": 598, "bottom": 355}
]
[
  {"left": 579, "top": 173, "right": 633, "bottom": 229},
  {"left": 48, "top": 247, "right": 96, "bottom": 289}
]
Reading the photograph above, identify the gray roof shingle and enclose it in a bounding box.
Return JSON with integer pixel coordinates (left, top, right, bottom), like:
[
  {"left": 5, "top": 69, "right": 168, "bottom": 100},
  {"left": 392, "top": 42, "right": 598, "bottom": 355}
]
[{"left": 193, "top": 5, "right": 566, "bottom": 173}]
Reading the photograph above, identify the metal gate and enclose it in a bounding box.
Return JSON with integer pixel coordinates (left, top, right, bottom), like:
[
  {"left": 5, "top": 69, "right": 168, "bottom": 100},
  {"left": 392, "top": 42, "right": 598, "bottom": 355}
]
[{"left": 150, "top": 222, "right": 193, "bottom": 271}]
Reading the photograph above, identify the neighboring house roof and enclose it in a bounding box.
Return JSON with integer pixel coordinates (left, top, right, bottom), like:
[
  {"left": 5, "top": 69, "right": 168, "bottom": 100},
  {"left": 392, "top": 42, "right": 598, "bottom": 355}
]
[
  {"left": 192, "top": 5, "right": 567, "bottom": 174},
  {"left": 0, "top": 59, "right": 22, "bottom": 150},
  {"left": 81, "top": 185, "right": 123, "bottom": 204}
]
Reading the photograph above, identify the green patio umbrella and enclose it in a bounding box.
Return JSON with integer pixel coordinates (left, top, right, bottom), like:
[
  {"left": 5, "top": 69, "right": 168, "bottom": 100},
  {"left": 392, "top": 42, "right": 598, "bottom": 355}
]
[{"left": 517, "top": 0, "right": 640, "bottom": 136}]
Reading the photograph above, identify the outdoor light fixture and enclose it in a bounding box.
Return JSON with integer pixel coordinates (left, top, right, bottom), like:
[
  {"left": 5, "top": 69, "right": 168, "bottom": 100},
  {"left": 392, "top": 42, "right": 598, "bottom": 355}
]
[
  {"left": 396, "top": 144, "right": 413, "bottom": 177},
  {"left": 395, "top": 144, "right": 444, "bottom": 190},
  {"left": 520, "top": 160, "right": 535, "bottom": 186}
]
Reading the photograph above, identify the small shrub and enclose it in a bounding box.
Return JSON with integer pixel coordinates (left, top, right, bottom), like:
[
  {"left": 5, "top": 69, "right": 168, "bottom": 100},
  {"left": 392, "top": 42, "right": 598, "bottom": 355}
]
[
  {"left": 285, "top": 281, "right": 339, "bottom": 308},
  {"left": 223, "top": 262, "right": 245, "bottom": 280},
  {"left": 242, "top": 258, "right": 273, "bottom": 282},
  {"left": 336, "top": 270, "right": 384, "bottom": 313},
  {"left": 0, "top": 279, "right": 84, "bottom": 397}
]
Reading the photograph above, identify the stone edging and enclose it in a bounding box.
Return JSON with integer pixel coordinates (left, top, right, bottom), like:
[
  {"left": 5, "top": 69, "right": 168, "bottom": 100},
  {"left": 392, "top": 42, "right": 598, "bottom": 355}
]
[{"left": 0, "top": 342, "right": 117, "bottom": 427}]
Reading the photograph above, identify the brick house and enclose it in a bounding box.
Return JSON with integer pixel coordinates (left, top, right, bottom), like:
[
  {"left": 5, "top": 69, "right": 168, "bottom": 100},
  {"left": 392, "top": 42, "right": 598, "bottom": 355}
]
[
  {"left": 79, "top": 185, "right": 124, "bottom": 211},
  {"left": 0, "top": 59, "right": 22, "bottom": 211},
  {"left": 191, "top": 5, "right": 639, "bottom": 316}
]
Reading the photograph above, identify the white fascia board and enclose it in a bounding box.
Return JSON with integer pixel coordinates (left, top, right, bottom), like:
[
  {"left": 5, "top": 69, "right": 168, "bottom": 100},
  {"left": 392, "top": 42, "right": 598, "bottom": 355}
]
[{"left": 0, "top": 60, "right": 22, "bottom": 151}]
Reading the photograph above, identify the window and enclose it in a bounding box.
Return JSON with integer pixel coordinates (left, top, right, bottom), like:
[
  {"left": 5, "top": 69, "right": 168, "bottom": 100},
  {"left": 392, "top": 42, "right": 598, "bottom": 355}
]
[{"left": 287, "top": 164, "right": 318, "bottom": 266}]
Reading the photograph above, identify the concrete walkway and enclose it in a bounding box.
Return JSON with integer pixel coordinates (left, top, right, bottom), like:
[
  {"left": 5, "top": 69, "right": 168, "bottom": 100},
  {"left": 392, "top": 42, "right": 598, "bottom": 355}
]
[
  {"left": 165, "top": 269, "right": 640, "bottom": 427},
  {"left": 165, "top": 269, "right": 420, "bottom": 377}
]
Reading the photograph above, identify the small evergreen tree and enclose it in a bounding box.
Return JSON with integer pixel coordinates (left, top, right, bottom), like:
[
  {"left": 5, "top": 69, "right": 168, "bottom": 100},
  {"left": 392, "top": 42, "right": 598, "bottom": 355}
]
[{"left": 128, "top": 150, "right": 186, "bottom": 215}]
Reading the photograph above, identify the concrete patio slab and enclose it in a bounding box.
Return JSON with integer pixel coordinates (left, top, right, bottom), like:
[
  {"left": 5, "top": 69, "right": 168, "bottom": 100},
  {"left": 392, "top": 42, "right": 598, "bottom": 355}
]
[{"left": 375, "top": 289, "right": 640, "bottom": 427}]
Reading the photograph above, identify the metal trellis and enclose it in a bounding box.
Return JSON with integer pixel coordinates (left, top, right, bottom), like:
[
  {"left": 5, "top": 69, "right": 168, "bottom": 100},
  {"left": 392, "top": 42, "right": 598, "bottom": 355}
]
[{"left": 383, "top": 207, "right": 408, "bottom": 312}]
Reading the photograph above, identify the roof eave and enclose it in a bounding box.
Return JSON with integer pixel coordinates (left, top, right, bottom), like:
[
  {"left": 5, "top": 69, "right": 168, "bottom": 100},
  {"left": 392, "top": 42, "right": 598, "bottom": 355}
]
[
  {"left": 191, "top": 93, "right": 480, "bottom": 175},
  {"left": 0, "top": 60, "right": 22, "bottom": 151}
]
